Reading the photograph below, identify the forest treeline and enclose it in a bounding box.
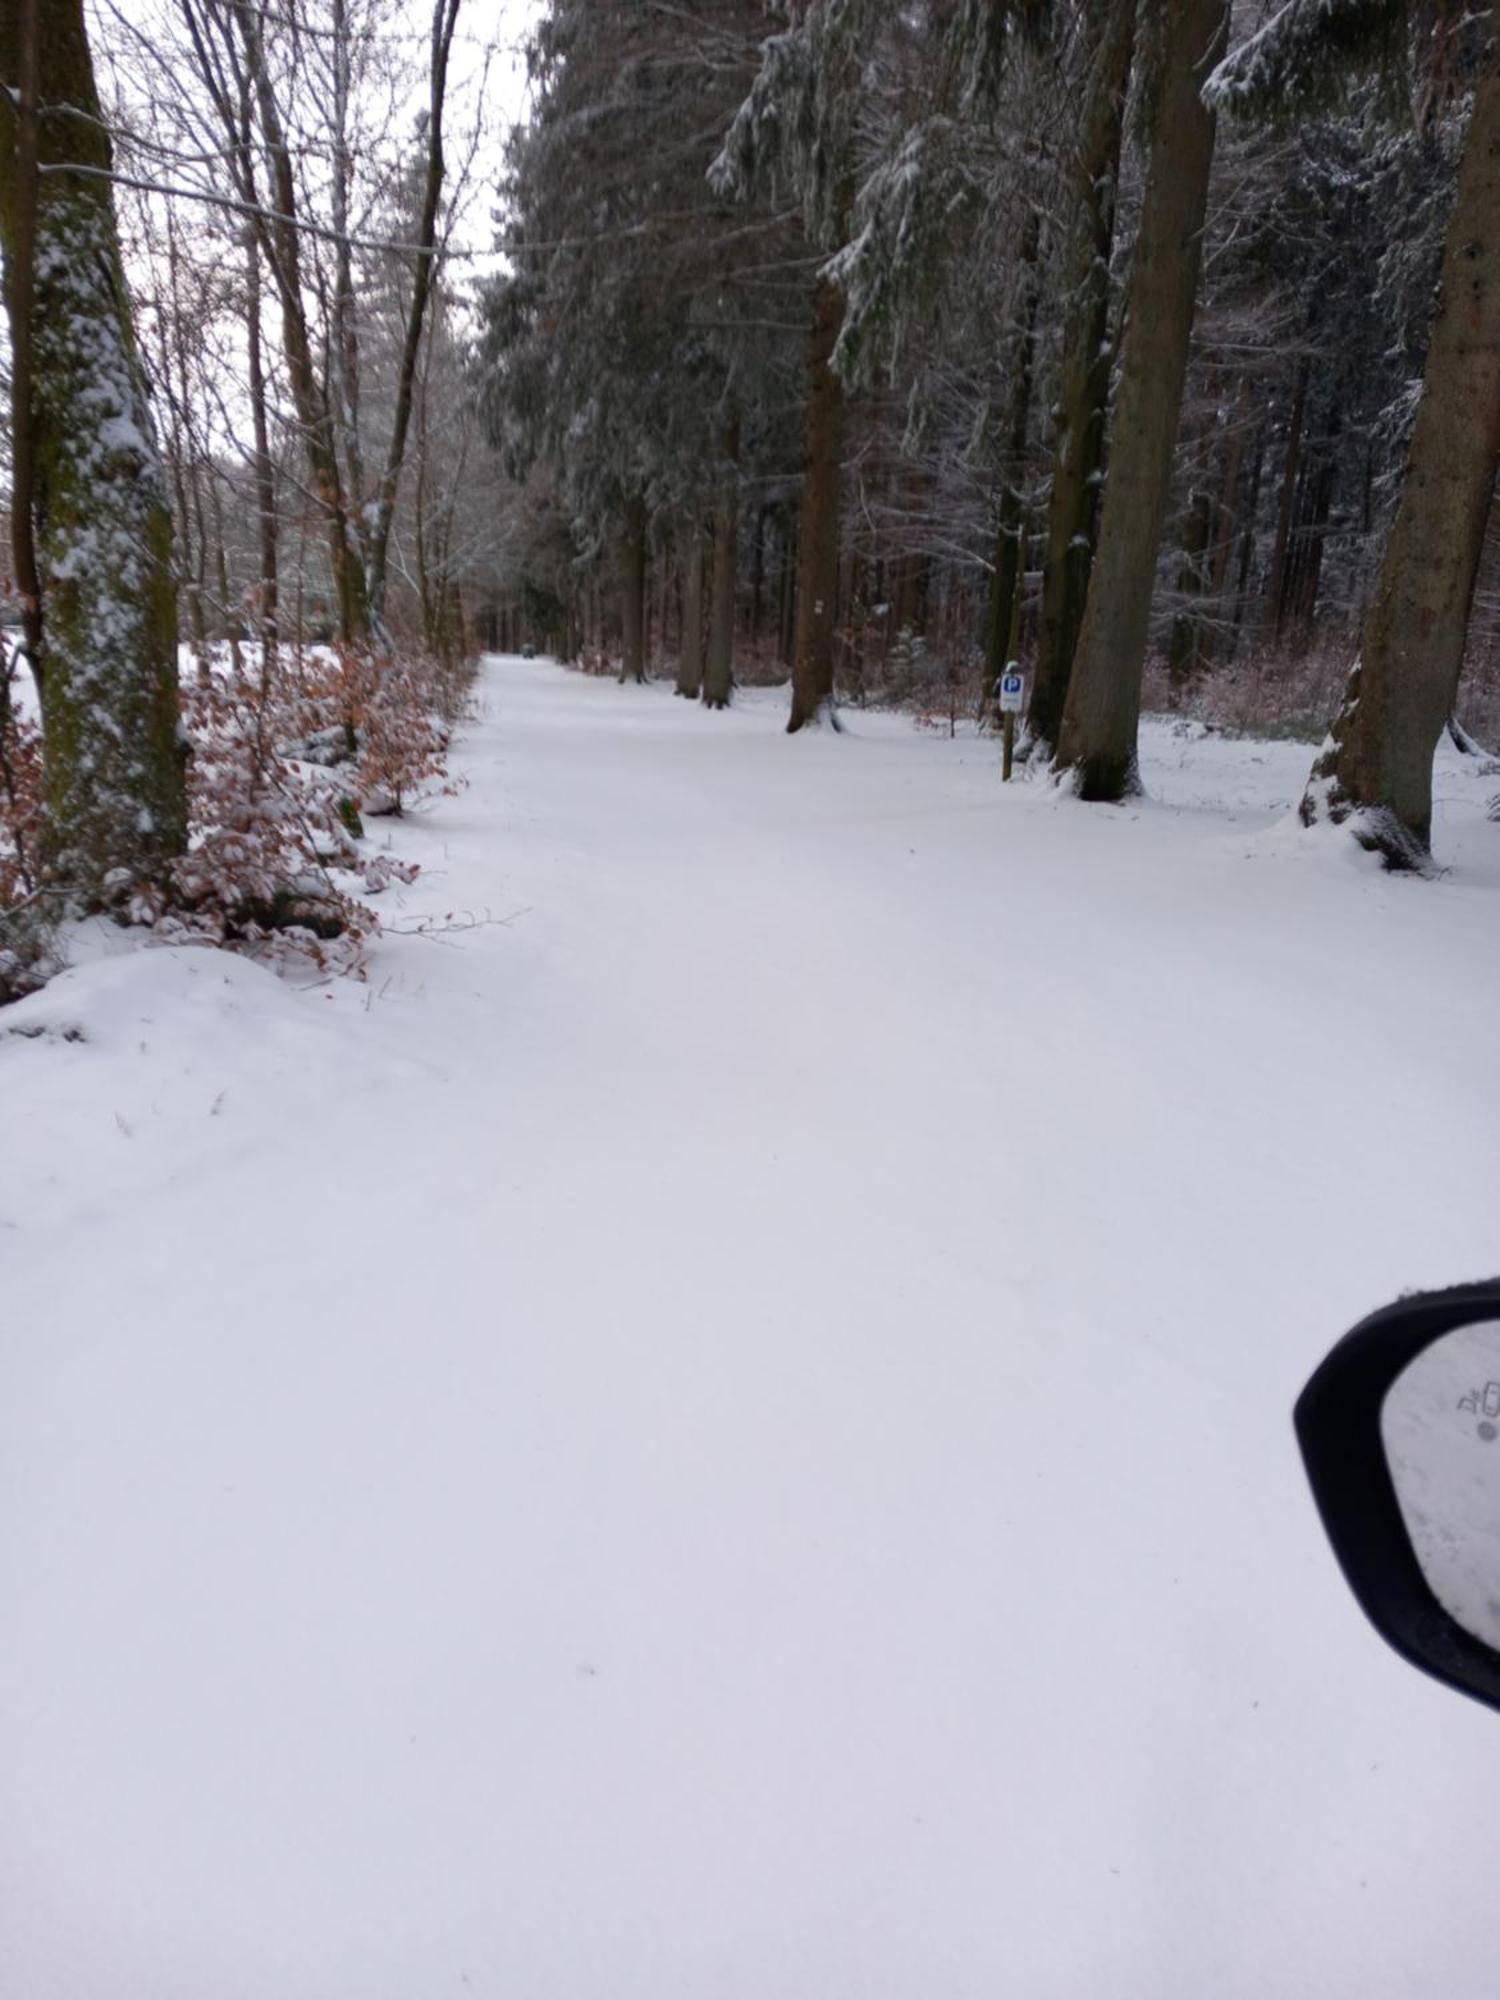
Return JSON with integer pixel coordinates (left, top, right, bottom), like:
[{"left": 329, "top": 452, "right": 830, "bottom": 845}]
[
  {"left": 1, "top": 0, "right": 1499, "bottom": 1006},
  {"left": 484, "top": 0, "right": 1500, "bottom": 864}
]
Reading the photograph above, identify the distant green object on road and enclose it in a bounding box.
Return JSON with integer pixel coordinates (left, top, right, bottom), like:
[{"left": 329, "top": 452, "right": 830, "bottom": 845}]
[{"left": 522, "top": 643, "right": 537, "bottom": 659}]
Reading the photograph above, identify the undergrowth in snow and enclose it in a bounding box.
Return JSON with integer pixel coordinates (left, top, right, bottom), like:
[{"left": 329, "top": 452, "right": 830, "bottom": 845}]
[{"left": 1, "top": 640, "right": 469, "bottom": 1001}]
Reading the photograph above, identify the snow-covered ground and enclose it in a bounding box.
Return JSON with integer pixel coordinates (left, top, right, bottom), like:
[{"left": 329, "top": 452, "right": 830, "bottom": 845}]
[{"left": 5, "top": 656, "right": 1500, "bottom": 1999}]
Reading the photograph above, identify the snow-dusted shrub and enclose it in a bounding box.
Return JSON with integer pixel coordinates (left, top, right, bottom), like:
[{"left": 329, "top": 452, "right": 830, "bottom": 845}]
[
  {"left": 1140, "top": 637, "right": 1355, "bottom": 743},
  {"left": 428, "top": 647, "right": 483, "bottom": 734},
  {"left": 162, "top": 642, "right": 469, "bottom": 966},
  {"left": 0, "top": 672, "right": 43, "bottom": 896},
  {"left": 886, "top": 624, "right": 930, "bottom": 703},
  {"left": 1, "top": 639, "right": 467, "bottom": 1002},
  {"left": 0, "top": 676, "right": 57, "bottom": 1005},
  {"left": 146, "top": 661, "right": 400, "bottom": 972},
  {"left": 329, "top": 645, "right": 456, "bottom": 818}
]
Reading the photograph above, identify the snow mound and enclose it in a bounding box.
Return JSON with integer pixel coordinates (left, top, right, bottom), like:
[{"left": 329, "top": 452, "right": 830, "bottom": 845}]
[{"left": 2, "top": 937, "right": 391, "bottom": 1239}]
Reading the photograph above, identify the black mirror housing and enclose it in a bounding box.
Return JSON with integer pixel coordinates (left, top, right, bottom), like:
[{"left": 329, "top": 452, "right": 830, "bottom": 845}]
[{"left": 1297, "top": 1281, "right": 1500, "bottom": 1716}]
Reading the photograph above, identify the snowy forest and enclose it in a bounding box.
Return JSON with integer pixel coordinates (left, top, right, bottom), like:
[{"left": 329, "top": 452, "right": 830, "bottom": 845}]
[
  {"left": 4, "top": 4, "right": 1500, "bottom": 1997},
  {"left": 486, "top": 0, "right": 1500, "bottom": 817},
  {"left": 4, "top": 0, "right": 1500, "bottom": 992}
]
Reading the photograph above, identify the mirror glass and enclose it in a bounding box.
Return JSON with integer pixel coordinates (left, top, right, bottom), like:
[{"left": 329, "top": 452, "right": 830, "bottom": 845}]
[{"left": 1381, "top": 1319, "right": 1500, "bottom": 1653}]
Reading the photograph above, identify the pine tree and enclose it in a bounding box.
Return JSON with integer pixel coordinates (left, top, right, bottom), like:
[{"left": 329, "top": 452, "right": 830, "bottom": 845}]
[
  {"left": 1052, "top": 0, "right": 1231, "bottom": 799},
  {"left": 712, "top": 0, "right": 862, "bottom": 731},
  {"left": 1212, "top": 0, "right": 1500, "bottom": 863},
  {"left": 485, "top": 0, "right": 792, "bottom": 698},
  {"left": 1028, "top": 0, "right": 1138, "bottom": 753}
]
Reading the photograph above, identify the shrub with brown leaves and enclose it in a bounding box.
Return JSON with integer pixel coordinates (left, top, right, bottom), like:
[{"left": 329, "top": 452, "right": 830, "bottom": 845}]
[
  {"left": 0, "top": 655, "right": 56, "bottom": 1006},
  {"left": 0, "top": 639, "right": 469, "bottom": 1001}
]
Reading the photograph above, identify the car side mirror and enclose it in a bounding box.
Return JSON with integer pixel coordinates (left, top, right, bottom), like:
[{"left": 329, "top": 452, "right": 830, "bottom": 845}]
[{"left": 1297, "top": 1281, "right": 1500, "bottom": 1715}]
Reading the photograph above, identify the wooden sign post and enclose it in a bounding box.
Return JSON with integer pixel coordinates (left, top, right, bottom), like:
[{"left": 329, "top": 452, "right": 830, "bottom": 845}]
[{"left": 998, "top": 666, "right": 1024, "bottom": 782}]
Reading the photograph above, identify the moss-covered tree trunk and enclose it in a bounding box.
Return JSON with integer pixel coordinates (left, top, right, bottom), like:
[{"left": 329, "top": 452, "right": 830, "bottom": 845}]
[
  {"left": 676, "top": 521, "right": 705, "bottom": 698},
  {"left": 1053, "top": 0, "right": 1228, "bottom": 800},
  {"left": 788, "top": 274, "right": 845, "bottom": 733},
  {"left": 1029, "top": 0, "right": 1137, "bottom": 755},
  {"left": 1302, "top": 47, "right": 1500, "bottom": 865},
  {"left": 0, "top": 0, "right": 187, "bottom": 901}
]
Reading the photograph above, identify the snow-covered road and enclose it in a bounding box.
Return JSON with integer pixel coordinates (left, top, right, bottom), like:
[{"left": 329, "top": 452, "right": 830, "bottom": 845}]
[{"left": 6, "top": 657, "right": 1500, "bottom": 1997}]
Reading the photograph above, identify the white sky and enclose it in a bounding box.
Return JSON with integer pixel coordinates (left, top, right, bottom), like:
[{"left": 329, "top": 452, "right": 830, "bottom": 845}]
[
  {"left": 81, "top": 0, "right": 543, "bottom": 269},
  {"left": 454, "top": 0, "right": 543, "bottom": 274}
]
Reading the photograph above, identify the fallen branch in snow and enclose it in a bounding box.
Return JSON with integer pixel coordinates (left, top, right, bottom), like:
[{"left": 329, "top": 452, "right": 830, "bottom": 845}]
[{"left": 384, "top": 907, "right": 532, "bottom": 944}]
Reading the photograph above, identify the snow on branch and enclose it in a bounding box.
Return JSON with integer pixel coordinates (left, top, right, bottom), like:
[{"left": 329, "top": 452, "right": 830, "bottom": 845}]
[
  {"left": 1205, "top": 0, "right": 1412, "bottom": 123},
  {"left": 826, "top": 116, "right": 979, "bottom": 389}
]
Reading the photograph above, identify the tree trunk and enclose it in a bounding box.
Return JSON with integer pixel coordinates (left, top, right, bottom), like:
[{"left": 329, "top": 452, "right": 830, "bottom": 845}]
[
  {"left": 704, "top": 415, "right": 740, "bottom": 709},
  {"left": 1301, "top": 46, "right": 1500, "bottom": 865},
  {"left": 0, "top": 0, "right": 187, "bottom": 900},
  {"left": 619, "top": 493, "right": 648, "bottom": 683},
  {"left": 232, "top": 82, "right": 279, "bottom": 670},
  {"left": 1265, "top": 354, "right": 1310, "bottom": 640},
  {"left": 1053, "top": 0, "right": 1228, "bottom": 799},
  {"left": 207, "top": 468, "right": 242, "bottom": 677},
  {"left": 984, "top": 207, "right": 1043, "bottom": 717},
  {"left": 2, "top": 0, "right": 42, "bottom": 699},
  {"left": 328, "top": 0, "right": 368, "bottom": 593},
  {"left": 1166, "top": 475, "right": 1216, "bottom": 693},
  {"left": 186, "top": 448, "right": 214, "bottom": 658},
  {"left": 676, "top": 521, "right": 706, "bottom": 697},
  {"left": 788, "top": 274, "right": 845, "bottom": 732},
  {"left": 363, "top": 2, "right": 462, "bottom": 625},
  {"left": 1284, "top": 397, "right": 1341, "bottom": 642},
  {"left": 846, "top": 549, "right": 868, "bottom": 702},
  {"left": 1229, "top": 415, "right": 1268, "bottom": 659},
  {"left": 778, "top": 506, "right": 798, "bottom": 668},
  {"left": 169, "top": 440, "right": 208, "bottom": 666},
  {"left": 1029, "top": 0, "right": 1136, "bottom": 753},
  {"left": 1199, "top": 386, "right": 1253, "bottom": 670},
  {"left": 749, "top": 504, "right": 768, "bottom": 649}
]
